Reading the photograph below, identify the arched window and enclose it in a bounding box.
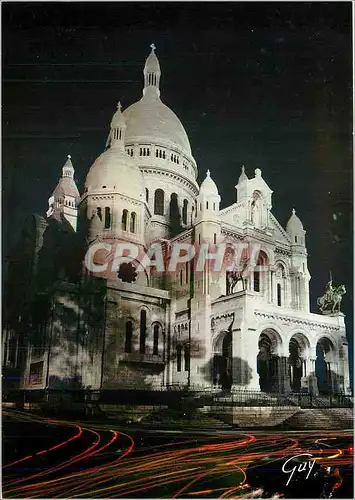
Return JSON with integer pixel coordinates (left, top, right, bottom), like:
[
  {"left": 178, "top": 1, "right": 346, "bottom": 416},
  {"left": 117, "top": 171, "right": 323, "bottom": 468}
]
[
  {"left": 169, "top": 193, "right": 179, "bottom": 216},
  {"left": 213, "top": 233, "right": 217, "bottom": 244},
  {"left": 97, "top": 207, "right": 102, "bottom": 220},
  {"left": 185, "top": 262, "right": 189, "bottom": 284},
  {"left": 206, "top": 201, "right": 209, "bottom": 209},
  {"left": 125, "top": 321, "right": 133, "bottom": 353},
  {"left": 104, "top": 207, "right": 111, "bottom": 229},
  {"left": 180, "top": 269, "right": 183, "bottom": 286},
  {"left": 277, "top": 283, "right": 282, "bottom": 306},
  {"left": 145, "top": 188, "right": 149, "bottom": 202},
  {"left": 254, "top": 251, "right": 268, "bottom": 292},
  {"left": 254, "top": 271, "right": 260, "bottom": 292},
  {"left": 182, "top": 199, "right": 188, "bottom": 225},
  {"left": 176, "top": 345, "right": 182, "bottom": 372},
  {"left": 153, "top": 324, "right": 159, "bottom": 355},
  {"left": 184, "top": 344, "right": 190, "bottom": 372},
  {"left": 121, "top": 209, "right": 128, "bottom": 231},
  {"left": 154, "top": 189, "right": 164, "bottom": 215},
  {"left": 140, "top": 310, "right": 146, "bottom": 354},
  {"left": 130, "top": 212, "right": 136, "bottom": 233}
]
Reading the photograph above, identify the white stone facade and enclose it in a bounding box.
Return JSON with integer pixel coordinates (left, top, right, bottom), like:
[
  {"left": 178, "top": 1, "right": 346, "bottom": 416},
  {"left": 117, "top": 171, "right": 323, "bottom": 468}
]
[{"left": 16, "top": 46, "right": 350, "bottom": 396}]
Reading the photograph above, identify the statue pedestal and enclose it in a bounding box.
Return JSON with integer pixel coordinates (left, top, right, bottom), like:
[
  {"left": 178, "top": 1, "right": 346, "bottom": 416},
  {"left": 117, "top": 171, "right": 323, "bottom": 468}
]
[{"left": 321, "top": 310, "right": 345, "bottom": 317}]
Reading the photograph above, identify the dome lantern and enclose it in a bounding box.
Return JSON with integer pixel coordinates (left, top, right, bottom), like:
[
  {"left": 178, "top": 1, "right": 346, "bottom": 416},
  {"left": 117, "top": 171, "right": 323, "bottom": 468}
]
[
  {"left": 238, "top": 165, "right": 248, "bottom": 184},
  {"left": 107, "top": 102, "right": 127, "bottom": 150},
  {"left": 143, "top": 43, "right": 161, "bottom": 97}
]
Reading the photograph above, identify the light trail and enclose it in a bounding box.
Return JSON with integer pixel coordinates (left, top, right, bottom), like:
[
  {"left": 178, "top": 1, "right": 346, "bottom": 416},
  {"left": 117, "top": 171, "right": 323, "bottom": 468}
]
[{"left": 3, "top": 409, "right": 353, "bottom": 499}]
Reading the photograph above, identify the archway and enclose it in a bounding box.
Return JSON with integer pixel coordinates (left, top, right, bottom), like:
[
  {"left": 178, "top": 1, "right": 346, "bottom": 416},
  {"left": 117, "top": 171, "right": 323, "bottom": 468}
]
[
  {"left": 257, "top": 329, "right": 282, "bottom": 392},
  {"left": 212, "top": 331, "right": 232, "bottom": 391},
  {"left": 316, "top": 337, "right": 335, "bottom": 394},
  {"left": 169, "top": 193, "right": 181, "bottom": 237},
  {"left": 288, "top": 333, "right": 309, "bottom": 392}
]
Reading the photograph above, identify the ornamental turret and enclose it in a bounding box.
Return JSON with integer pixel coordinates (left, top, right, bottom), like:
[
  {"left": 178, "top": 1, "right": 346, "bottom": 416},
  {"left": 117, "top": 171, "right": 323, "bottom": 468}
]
[
  {"left": 47, "top": 155, "right": 80, "bottom": 231},
  {"left": 286, "top": 208, "right": 310, "bottom": 312}
]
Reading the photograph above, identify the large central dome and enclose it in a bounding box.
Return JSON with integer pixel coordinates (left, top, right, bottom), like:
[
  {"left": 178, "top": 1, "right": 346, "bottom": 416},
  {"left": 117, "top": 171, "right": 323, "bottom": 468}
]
[
  {"left": 123, "top": 90, "right": 192, "bottom": 156},
  {"left": 123, "top": 45, "right": 192, "bottom": 158}
]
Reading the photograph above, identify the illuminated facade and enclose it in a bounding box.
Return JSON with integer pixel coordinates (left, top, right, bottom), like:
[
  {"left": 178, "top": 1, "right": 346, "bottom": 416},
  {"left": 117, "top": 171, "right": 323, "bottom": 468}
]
[{"left": 3, "top": 47, "right": 350, "bottom": 396}]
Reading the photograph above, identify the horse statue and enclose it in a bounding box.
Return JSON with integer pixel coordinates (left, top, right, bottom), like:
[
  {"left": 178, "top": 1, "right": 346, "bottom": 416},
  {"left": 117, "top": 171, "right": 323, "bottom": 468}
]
[
  {"left": 317, "top": 280, "right": 346, "bottom": 314},
  {"left": 226, "top": 265, "right": 249, "bottom": 295}
]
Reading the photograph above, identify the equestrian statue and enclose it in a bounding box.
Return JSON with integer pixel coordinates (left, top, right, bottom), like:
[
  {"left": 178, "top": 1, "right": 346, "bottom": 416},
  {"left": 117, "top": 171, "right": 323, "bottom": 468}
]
[{"left": 317, "top": 273, "right": 346, "bottom": 314}]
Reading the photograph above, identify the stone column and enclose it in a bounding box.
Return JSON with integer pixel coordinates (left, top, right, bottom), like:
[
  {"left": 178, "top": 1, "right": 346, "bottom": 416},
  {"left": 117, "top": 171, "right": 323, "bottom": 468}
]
[
  {"left": 278, "top": 356, "right": 291, "bottom": 393},
  {"left": 270, "top": 271, "right": 274, "bottom": 304},
  {"left": 232, "top": 327, "right": 259, "bottom": 391},
  {"left": 307, "top": 358, "right": 318, "bottom": 395}
]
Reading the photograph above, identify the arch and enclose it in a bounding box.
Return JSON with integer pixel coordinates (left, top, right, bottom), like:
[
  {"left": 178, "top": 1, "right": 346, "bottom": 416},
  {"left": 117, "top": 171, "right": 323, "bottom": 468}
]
[
  {"left": 275, "top": 261, "right": 287, "bottom": 277},
  {"left": 257, "top": 328, "right": 283, "bottom": 392},
  {"left": 169, "top": 193, "right": 178, "bottom": 216},
  {"left": 316, "top": 336, "right": 336, "bottom": 394},
  {"left": 139, "top": 309, "right": 147, "bottom": 354},
  {"left": 176, "top": 344, "right": 182, "bottom": 372},
  {"left": 152, "top": 323, "right": 162, "bottom": 355},
  {"left": 124, "top": 320, "right": 133, "bottom": 353},
  {"left": 130, "top": 212, "right": 136, "bottom": 233},
  {"left": 212, "top": 330, "right": 232, "bottom": 391},
  {"left": 121, "top": 209, "right": 128, "bottom": 231},
  {"left": 254, "top": 250, "right": 269, "bottom": 293},
  {"left": 104, "top": 207, "right": 111, "bottom": 229},
  {"left": 184, "top": 343, "right": 190, "bottom": 372},
  {"left": 288, "top": 332, "right": 310, "bottom": 392},
  {"left": 182, "top": 199, "right": 188, "bottom": 225},
  {"left": 154, "top": 189, "right": 164, "bottom": 215},
  {"left": 277, "top": 283, "right": 282, "bottom": 306}
]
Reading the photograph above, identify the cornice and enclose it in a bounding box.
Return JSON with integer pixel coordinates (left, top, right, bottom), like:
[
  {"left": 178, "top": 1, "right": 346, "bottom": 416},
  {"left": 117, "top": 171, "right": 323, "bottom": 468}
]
[{"left": 254, "top": 310, "right": 341, "bottom": 332}]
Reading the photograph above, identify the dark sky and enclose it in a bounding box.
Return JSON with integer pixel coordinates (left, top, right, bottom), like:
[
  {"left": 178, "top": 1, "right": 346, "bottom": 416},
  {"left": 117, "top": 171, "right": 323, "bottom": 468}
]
[{"left": 2, "top": 2, "right": 353, "bottom": 371}]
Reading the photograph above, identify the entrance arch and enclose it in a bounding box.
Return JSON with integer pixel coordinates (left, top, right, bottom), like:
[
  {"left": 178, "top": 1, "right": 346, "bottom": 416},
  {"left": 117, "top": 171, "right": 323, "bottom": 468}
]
[
  {"left": 288, "top": 333, "right": 310, "bottom": 392},
  {"left": 316, "top": 337, "right": 335, "bottom": 394},
  {"left": 212, "top": 331, "right": 232, "bottom": 391},
  {"left": 257, "top": 329, "right": 282, "bottom": 392}
]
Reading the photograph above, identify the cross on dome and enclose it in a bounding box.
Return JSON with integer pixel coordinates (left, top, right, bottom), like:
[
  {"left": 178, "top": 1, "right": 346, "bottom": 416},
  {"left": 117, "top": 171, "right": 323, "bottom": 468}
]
[
  {"left": 117, "top": 101, "right": 122, "bottom": 112},
  {"left": 67, "top": 154, "right": 71, "bottom": 159},
  {"left": 150, "top": 43, "right": 156, "bottom": 53},
  {"left": 206, "top": 169, "right": 210, "bottom": 177},
  {"left": 292, "top": 208, "right": 296, "bottom": 215}
]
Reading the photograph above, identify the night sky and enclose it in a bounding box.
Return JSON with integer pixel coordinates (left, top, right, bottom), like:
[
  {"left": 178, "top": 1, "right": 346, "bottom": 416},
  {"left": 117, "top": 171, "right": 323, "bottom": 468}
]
[{"left": 2, "top": 3, "right": 353, "bottom": 374}]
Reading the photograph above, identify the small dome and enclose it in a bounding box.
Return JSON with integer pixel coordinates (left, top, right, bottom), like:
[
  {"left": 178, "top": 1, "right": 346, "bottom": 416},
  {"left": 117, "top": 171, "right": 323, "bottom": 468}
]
[
  {"left": 85, "top": 148, "right": 144, "bottom": 200},
  {"left": 123, "top": 92, "right": 191, "bottom": 156},
  {"left": 199, "top": 170, "right": 219, "bottom": 196},
  {"left": 286, "top": 208, "right": 304, "bottom": 233}
]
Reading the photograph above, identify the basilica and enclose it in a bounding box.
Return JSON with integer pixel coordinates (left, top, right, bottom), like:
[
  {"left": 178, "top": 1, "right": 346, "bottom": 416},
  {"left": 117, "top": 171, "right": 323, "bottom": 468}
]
[{"left": 3, "top": 47, "right": 350, "bottom": 398}]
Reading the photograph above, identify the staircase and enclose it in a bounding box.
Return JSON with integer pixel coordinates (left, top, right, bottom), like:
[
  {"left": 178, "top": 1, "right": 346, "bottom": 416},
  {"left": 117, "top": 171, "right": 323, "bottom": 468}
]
[
  {"left": 141, "top": 407, "right": 234, "bottom": 431},
  {"left": 280, "top": 408, "right": 353, "bottom": 430}
]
